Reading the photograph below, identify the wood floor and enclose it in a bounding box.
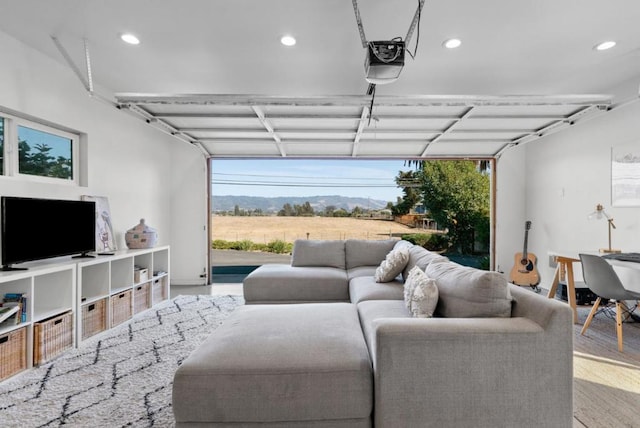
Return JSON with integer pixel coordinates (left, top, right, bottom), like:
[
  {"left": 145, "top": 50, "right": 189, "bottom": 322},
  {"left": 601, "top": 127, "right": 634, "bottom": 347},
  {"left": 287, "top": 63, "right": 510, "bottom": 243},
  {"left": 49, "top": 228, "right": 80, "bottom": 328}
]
[{"left": 171, "top": 284, "right": 640, "bottom": 428}]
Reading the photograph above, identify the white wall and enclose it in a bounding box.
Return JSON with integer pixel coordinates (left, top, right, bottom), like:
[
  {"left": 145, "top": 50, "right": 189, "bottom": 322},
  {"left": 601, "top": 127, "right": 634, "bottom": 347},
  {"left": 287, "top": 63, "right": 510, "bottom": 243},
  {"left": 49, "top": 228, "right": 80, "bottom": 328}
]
[
  {"left": 511, "top": 79, "right": 640, "bottom": 290},
  {"left": 0, "top": 29, "right": 207, "bottom": 281},
  {"left": 494, "top": 143, "right": 527, "bottom": 275}
]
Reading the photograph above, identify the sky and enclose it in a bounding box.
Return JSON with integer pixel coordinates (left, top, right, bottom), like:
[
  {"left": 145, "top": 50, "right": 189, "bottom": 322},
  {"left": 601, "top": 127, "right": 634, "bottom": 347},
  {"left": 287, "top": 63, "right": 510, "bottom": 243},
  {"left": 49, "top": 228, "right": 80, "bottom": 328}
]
[{"left": 210, "top": 159, "right": 414, "bottom": 203}]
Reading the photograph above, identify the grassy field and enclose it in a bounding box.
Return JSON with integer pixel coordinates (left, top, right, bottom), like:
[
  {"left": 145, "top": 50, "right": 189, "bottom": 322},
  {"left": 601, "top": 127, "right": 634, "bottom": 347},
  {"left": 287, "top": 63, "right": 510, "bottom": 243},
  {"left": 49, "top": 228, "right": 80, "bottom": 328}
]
[{"left": 211, "top": 216, "right": 419, "bottom": 243}]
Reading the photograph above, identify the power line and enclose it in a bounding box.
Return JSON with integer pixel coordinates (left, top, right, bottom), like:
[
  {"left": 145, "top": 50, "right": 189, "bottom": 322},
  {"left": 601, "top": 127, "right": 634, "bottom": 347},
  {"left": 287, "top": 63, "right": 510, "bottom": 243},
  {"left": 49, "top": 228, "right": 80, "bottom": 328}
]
[
  {"left": 212, "top": 172, "right": 396, "bottom": 181},
  {"left": 211, "top": 179, "right": 397, "bottom": 188}
]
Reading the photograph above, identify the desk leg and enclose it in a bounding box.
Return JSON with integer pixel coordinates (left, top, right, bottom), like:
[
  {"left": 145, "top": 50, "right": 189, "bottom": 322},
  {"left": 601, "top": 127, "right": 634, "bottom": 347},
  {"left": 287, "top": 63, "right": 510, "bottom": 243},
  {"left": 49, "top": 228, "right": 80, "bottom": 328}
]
[
  {"left": 547, "top": 264, "right": 561, "bottom": 300},
  {"left": 547, "top": 260, "right": 579, "bottom": 324},
  {"left": 565, "top": 262, "right": 579, "bottom": 324}
]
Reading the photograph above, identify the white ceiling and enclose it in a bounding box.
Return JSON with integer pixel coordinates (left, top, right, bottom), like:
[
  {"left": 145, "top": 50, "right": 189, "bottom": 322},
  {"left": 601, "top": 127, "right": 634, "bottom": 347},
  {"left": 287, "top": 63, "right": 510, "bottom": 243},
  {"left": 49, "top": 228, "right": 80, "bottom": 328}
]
[{"left": 1, "top": 0, "right": 639, "bottom": 158}]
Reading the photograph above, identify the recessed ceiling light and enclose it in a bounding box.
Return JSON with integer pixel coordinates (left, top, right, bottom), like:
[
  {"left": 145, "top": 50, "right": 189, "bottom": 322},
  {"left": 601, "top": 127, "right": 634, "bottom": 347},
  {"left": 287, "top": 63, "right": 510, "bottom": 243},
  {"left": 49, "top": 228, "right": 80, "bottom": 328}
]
[
  {"left": 280, "top": 35, "right": 296, "bottom": 47},
  {"left": 120, "top": 33, "right": 140, "bottom": 45},
  {"left": 443, "top": 38, "right": 462, "bottom": 49},
  {"left": 594, "top": 40, "right": 616, "bottom": 51}
]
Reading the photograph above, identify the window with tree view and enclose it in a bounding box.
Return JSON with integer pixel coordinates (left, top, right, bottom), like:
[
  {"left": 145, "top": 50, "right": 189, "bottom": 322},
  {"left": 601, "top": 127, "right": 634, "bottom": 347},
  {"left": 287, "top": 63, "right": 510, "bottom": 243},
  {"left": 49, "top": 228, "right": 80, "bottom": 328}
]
[{"left": 18, "top": 125, "right": 73, "bottom": 180}]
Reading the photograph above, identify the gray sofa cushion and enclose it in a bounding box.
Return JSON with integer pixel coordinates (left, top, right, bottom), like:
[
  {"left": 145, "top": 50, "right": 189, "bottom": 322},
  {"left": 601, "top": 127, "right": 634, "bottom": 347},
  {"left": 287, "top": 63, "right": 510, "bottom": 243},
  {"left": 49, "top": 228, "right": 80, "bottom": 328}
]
[
  {"left": 347, "top": 265, "right": 378, "bottom": 280},
  {"left": 173, "top": 303, "right": 373, "bottom": 425},
  {"left": 349, "top": 276, "right": 404, "bottom": 304},
  {"left": 356, "top": 300, "right": 410, "bottom": 356},
  {"left": 426, "top": 261, "right": 513, "bottom": 318},
  {"left": 345, "top": 239, "right": 397, "bottom": 269},
  {"left": 402, "top": 245, "right": 449, "bottom": 281},
  {"left": 243, "top": 264, "right": 349, "bottom": 303},
  {"left": 292, "top": 239, "right": 346, "bottom": 269}
]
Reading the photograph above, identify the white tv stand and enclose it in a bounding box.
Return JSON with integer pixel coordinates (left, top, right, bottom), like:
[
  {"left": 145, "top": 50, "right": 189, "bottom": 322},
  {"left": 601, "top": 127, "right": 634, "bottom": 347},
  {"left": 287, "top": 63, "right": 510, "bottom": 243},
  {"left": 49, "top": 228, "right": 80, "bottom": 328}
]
[{"left": 0, "top": 246, "right": 170, "bottom": 381}]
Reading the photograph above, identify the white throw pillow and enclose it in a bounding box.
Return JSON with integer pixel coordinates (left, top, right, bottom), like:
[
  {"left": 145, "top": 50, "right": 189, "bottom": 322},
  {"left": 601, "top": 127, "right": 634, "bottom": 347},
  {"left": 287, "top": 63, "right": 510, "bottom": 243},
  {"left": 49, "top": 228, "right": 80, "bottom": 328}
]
[
  {"left": 374, "top": 247, "right": 410, "bottom": 283},
  {"left": 409, "top": 274, "right": 439, "bottom": 318},
  {"left": 403, "top": 266, "right": 422, "bottom": 308}
]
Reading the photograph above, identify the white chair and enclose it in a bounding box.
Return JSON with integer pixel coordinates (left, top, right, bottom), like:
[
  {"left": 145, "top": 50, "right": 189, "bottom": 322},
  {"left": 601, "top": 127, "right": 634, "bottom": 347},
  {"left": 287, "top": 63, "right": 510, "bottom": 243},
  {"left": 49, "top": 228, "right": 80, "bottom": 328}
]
[{"left": 579, "top": 254, "right": 640, "bottom": 352}]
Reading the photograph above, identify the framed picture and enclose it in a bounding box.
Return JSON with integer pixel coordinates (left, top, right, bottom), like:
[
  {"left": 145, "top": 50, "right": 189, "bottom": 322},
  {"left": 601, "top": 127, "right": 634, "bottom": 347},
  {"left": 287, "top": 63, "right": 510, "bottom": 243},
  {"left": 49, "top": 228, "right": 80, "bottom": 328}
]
[
  {"left": 82, "top": 195, "right": 117, "bottom": 252},
  {"left": 612, "top": 144, "right": 640, "bottom": 207}
]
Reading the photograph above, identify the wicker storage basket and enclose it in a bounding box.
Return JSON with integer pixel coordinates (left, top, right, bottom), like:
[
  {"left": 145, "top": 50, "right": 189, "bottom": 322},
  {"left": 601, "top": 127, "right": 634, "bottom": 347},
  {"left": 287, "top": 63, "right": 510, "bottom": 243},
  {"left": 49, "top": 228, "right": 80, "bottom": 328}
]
[
  {"left": 81, "top": 298, "right": 107, "bottom": 340},
  {"left": 0, "top": 327, "right": 27, "bottom": 381},
  {"left": 110, "top": 290, "right": 132, "bottom": 327},
  {"left": 133, "top": 282, "right": 150, "bottom": 314},
  {"left": 152, "top": 277, "right": 167, "bottom": 304},
  {"left": 34, "top": 311, "right": 73, "bottom": 365}
]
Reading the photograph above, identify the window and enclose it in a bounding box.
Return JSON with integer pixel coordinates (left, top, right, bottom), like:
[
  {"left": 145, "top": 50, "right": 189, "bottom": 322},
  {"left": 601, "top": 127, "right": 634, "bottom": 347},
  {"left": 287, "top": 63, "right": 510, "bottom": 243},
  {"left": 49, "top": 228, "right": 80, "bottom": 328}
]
[
  {"left": 0, "top": 112, "right": 80, "bottom": 184},
  {"left": 18, "top": 125, "right": 73, "bottom": 180}
]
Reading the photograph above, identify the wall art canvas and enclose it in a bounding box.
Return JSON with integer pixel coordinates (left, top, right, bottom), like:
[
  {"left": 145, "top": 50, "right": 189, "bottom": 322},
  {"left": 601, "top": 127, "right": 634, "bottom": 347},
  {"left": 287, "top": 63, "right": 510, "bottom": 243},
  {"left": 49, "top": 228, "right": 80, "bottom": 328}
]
[
  {"left": 82, "top": 195, "right": 116, "bottom": 253},
  {"left": 611, "top": 144, "right": 640, "bottom": 207}
]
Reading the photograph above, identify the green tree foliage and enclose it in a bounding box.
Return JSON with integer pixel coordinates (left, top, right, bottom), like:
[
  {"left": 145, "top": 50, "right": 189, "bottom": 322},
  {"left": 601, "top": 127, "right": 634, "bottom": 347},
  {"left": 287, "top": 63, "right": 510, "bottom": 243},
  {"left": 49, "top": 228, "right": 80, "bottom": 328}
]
[
  {"left": 392, "top": 170, "right": 420, "bottom": 216},
  {"left": 278, "top": 202, "right": 314, "bottom": 216},
  {"left": 417, "top": 160, "right": 489, "bottom": 254},
  {"left": 18, "top": 141, "right": 72, "bottom": 179}
]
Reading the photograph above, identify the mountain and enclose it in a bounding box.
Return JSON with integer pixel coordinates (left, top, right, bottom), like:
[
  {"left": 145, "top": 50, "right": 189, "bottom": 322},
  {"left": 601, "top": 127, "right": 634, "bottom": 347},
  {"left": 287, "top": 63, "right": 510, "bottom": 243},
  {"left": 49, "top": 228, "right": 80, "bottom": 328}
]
[{"left": 211, "top": 195, "right": 390, "bottom": 213}]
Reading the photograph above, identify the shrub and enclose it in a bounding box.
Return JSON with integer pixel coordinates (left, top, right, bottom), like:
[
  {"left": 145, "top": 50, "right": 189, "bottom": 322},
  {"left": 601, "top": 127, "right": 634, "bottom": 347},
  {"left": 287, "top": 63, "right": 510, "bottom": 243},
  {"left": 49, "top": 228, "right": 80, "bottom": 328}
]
[
  {"left": 400, "top": 233, "right": 431, "bottom": 247},
  {"left": 267, "top": 240, "right": 293, "bottom": 254},
  {"left": 211, "top": 239, "right": 292, "bottom": 254},
  {"left": 236, "top": 240, "right": 254, "bottom": 251},
  {"left": 426, "top": 233, "right": 450, "bottom": 251},
  {"left": 212, "top": 239, "right": 234, "bottom": 250}
]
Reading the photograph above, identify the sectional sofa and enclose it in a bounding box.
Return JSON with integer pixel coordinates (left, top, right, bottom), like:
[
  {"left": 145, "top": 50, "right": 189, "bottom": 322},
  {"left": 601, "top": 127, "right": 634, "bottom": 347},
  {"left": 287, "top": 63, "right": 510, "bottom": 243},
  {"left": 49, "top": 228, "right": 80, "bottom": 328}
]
[{"left": 173, "top": 239, "right": 574, "bottom": 428}]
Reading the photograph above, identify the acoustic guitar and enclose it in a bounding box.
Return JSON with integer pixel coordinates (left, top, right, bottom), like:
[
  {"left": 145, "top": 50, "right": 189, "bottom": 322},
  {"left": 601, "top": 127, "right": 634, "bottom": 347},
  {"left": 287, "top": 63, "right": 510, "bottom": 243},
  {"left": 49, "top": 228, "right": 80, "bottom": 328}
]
[{"left": 509, "top": 221, "right": 540, "bottom": 289}]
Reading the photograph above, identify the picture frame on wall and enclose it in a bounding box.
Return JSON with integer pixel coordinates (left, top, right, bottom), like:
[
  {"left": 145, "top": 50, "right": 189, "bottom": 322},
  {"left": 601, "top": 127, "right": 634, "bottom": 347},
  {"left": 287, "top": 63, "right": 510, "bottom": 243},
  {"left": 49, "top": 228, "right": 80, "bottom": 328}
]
[
  {"left": 82, "top": 195, "right": 117, "bottom": 253},
  {"left": 611, "top": 143, "right": 640, "bottom": 207}
]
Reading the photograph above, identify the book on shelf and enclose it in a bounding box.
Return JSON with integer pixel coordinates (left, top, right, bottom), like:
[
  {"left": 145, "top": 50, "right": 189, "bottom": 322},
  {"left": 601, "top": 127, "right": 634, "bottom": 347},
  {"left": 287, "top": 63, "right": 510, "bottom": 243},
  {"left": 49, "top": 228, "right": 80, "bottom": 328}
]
[
  {"left": 3, "top": 292, "right": 28, "bottom": 324},
  {"left": 0, "top": 305, "right": 20, "bottom": 324}
]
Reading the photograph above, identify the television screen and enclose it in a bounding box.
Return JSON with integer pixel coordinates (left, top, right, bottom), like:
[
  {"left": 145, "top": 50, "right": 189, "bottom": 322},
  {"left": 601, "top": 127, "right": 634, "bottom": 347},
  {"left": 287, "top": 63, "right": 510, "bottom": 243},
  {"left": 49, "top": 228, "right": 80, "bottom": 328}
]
[{"left": 1, "top": 197, "right": 96, "bottom": 269}]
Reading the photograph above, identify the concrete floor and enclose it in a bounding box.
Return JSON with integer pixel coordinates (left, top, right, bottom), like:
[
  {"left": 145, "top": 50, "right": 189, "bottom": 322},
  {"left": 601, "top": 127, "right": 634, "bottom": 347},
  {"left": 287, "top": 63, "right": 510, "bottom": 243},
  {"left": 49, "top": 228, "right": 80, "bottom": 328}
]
[{"left": 171, "top": 282, "right": 243, "bottom": 299}]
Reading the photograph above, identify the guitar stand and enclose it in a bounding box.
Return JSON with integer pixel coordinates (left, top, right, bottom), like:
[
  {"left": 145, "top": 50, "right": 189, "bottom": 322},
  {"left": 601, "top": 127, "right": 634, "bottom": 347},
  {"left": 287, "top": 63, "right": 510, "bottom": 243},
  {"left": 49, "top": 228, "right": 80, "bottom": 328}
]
[{"left": 529, "top": 285, "right": 541, "bottom": 293}]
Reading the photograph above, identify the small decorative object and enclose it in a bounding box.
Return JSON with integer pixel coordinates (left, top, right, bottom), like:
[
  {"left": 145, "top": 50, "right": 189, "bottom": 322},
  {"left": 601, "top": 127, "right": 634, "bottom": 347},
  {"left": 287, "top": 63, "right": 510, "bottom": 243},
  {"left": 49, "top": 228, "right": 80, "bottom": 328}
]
[
  {"left": 125, "top": 219, "right": 158, "bottom": 249},
  {"left": 587, "top": 204, "right": 621, "bottom": 254}
]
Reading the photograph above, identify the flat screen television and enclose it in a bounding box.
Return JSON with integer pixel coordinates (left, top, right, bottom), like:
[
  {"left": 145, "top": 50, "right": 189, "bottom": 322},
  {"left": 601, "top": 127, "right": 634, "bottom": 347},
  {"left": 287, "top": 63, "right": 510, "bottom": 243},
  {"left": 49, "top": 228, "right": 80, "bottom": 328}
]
[{"left": 1, "top": 196, "right": 96, "bottom": 270}]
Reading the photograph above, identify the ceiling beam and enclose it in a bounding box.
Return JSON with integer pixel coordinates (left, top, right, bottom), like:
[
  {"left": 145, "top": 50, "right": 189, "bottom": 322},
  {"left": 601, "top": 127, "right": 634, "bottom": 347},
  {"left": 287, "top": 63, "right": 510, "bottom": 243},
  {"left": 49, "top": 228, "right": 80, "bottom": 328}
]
[
  {"left": 352, "top": 107, "right": 370, "bottom": 157},
  {"left": 251, "top": 106, "right": 285, "bottom": 157},
  {"left": 115, "top": 93, "right": 612, "bottom": 108},
  {"left": 421, "top": 107, "right": 475, "bottom": 156},
  {"left": 179, "top": 127, "right": 538, "bottom": 135},
  {"left": 154, "top": 112, "right": 571, "bottom": 121}
]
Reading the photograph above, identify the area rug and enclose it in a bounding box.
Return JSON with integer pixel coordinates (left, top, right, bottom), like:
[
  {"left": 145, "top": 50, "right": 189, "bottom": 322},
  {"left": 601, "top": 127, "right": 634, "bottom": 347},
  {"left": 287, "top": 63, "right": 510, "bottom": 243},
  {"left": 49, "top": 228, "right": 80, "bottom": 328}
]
[{"left": 0, "top": 294, "right": 243, "bottom": 427}]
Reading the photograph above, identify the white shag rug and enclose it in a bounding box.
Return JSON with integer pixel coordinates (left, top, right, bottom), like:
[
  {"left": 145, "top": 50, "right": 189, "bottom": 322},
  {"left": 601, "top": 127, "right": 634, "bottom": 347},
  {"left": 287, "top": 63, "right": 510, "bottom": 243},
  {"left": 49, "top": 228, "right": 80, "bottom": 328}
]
[{"left": 0, "top": 294, "right": 243, "bottom": 427}]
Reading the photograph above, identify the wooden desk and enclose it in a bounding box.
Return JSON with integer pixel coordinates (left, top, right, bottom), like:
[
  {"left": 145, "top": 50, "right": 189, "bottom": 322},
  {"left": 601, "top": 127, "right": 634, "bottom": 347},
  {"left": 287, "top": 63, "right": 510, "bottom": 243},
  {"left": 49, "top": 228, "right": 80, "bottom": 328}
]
[
  {"left": 547, "top": 250, "right": 640, "bottom": 324},
  {"left": 547, "top": 254, "right": 581, "bottom": 323}
]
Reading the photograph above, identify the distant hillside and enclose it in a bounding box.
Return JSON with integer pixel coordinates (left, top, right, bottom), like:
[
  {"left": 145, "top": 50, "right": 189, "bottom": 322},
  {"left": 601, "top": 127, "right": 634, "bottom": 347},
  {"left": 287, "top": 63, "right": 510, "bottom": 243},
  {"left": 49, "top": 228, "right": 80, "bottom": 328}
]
[{"left": 212, "top": 195, "right": 390, "bottom": 213}]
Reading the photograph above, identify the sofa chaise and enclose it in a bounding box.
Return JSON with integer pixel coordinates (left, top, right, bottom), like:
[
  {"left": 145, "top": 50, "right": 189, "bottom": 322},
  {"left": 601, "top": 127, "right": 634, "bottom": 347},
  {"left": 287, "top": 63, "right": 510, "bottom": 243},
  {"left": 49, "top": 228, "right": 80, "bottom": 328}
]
[{"left": 173, "top": 239, "right": 574, "bottom": 428}]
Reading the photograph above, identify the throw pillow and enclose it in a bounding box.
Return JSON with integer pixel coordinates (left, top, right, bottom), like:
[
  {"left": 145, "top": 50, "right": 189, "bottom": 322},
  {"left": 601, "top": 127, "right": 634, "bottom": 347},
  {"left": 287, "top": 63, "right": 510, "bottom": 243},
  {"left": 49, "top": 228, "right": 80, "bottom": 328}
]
[
  {"left": 408, "top": 273, "right": 439, "bottom": 318},
  {"left": 403, "top": 265, "right": 423, "bottom": 308},
  {"left": 374, "top": 247, "right": 410, "bottom": 283}
]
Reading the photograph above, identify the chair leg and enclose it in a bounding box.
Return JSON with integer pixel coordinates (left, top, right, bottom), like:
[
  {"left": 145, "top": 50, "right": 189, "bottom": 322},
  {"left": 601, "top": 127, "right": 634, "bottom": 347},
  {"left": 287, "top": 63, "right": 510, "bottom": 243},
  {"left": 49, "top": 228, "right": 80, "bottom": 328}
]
[
  {"left": 581, "top": 297, "right": 601, "bottom": 335},
  {"left": 616, "top": 301, "right": 624, "bottom": 352}
]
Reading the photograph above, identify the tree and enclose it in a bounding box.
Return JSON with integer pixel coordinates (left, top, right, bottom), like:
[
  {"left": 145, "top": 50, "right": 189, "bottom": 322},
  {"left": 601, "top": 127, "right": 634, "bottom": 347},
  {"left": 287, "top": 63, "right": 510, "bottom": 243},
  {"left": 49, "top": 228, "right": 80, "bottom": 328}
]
[
  {"left": 324, "top": 205, "right": 336, "bottom": 217},
  {"left": 277, "top": 203, "right": 295, "bottom": 216},
  {"left": 417, "top": 160, "right": 490, "bottom": 254},
  {"left": 18, "top": 141, "right": 72, "bottom": 179},
  {"left": 392, "top": 170, "right": 420, "bottom": 216}
]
